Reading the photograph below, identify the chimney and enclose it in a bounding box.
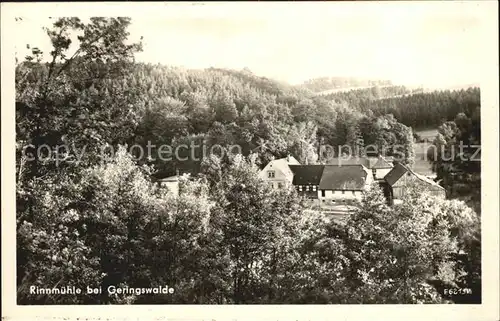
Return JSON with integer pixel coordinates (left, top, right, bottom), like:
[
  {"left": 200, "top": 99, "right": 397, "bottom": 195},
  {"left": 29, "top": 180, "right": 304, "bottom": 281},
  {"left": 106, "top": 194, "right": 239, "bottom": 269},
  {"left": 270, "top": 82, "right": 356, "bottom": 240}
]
[
  {"left": 286, "top": 154, "right": 290, "bottom": 162},
  {"left": 176, "top": 169, "right": 180, "bottom": 177}
]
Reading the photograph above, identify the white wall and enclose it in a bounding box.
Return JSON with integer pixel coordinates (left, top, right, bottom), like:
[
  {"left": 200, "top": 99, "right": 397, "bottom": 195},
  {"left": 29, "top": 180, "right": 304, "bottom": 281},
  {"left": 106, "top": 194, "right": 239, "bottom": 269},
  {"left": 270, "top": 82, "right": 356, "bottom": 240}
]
[
  {"left": 317, "top": 189, "right": 363, "bottom": 202},
  {"left": 375, "top": 168, "right": 392, "bottom": 180},
  {"left": 259, "top": 160, "right": 293, "bottom": 189},
  {"left": 160, "top": 181, "right": 179, "bottom": 195},
  {"left": 267, "top": 181, "right": 290, "bottom": 189}
]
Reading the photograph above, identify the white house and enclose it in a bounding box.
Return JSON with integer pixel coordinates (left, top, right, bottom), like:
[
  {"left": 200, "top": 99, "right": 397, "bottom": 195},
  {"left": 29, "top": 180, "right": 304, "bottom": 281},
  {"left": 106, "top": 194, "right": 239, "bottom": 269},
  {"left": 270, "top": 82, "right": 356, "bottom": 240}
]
[
  {"left": 285, "top": 163, "right": 372, "bottom": 205},
  {"left": 316, "top": 164, "right": 373, "bottom": 204},
  {"left": 157, "top": 175, "right": 180, "bottom": 195},
  {"left": 258, "top": 155, "right": 300, "bottom": 189}
]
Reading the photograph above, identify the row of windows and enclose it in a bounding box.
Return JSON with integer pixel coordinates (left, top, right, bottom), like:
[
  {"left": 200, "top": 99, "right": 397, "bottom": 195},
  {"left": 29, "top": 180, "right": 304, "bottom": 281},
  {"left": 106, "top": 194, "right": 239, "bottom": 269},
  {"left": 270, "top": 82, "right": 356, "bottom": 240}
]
[
  {"left": 322, "top": 199, "right": 348, "bottom": 203},
  {"left": 297, "top": 185, "right": 317, "bottom": 192},
  {"left": 320, "top": 190, "right": 357, "bottom": 196},
  {"left": 269, "top": 182, "right": 283, "bottom": 188},
  {"left": 267, "top": 176, "right": 359, "bottom": 196},
  {"left": 296, "top": 187, "right": 357, "bottom": 196}
]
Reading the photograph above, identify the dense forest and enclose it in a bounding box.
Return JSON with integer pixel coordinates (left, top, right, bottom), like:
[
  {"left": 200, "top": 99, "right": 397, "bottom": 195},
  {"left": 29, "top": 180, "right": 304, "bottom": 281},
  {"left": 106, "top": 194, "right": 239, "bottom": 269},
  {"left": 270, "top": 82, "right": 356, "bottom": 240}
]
[
  {"left": 322, "top": 86, "right": 480, "bottom": 129},
  {"left": 320, "top": 85, "right": 413, "bottom": 101},
  {"left": 428, "top": 110, "right": 481, "bottom": 213},
  {"left": 15, "top": 17, "right": 481, "bottom": 304},
  {"left": 16, "top": 56, "right": 418, "bottom": 178}
]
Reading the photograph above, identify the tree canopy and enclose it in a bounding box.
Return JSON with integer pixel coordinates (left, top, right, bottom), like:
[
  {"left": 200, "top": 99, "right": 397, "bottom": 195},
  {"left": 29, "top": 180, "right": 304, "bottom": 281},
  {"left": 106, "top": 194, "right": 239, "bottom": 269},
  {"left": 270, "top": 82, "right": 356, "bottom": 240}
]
[{"left": 16, "top": 17, "right": 482, "bottom": 304}]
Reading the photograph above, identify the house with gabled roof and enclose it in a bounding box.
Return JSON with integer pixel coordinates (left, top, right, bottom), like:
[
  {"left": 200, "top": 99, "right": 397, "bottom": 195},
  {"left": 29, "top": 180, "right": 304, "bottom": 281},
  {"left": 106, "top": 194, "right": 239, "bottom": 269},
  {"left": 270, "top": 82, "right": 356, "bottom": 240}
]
[
  {"left": 258, "top": 155, "right": 300, "bottom": 189},
  {"left": 317, "top": 164, "right": 373, "bottom": 204},
  {"left": 384, "top": 162, "right": 446, "bottom": 204},
  {"left": 287, "top": 164, "right": 372, "bottom": 205}
]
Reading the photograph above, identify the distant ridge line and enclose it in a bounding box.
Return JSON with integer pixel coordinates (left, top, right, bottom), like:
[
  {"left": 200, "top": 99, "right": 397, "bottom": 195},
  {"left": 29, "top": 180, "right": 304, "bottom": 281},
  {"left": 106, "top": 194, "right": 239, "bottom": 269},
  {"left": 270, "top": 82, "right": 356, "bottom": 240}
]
[{"left": 313, "top": 85, "right": 403, "bottom": 96}]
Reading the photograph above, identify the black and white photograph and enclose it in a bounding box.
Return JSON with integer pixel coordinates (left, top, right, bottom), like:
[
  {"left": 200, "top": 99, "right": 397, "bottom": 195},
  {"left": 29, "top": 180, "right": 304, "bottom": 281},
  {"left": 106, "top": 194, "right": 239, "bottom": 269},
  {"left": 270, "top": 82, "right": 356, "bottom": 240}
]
[{"left": 1, "top": 1, "right": 499, "bottom": 319}]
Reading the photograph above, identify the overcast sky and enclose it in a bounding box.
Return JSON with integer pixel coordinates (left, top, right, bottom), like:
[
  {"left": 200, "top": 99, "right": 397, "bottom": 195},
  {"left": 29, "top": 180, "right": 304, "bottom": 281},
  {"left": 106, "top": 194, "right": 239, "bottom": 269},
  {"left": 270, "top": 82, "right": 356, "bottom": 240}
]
[{"left": 10, "top": 2, "right": 491, "bottom": 88}]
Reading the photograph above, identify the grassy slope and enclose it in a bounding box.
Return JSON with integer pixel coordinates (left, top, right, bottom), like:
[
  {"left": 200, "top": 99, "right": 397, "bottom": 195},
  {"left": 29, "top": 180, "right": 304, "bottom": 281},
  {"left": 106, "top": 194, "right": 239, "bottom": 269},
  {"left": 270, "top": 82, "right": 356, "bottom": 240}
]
[{"left": 412, "top": 128, "right": 439, "bottom": 176}]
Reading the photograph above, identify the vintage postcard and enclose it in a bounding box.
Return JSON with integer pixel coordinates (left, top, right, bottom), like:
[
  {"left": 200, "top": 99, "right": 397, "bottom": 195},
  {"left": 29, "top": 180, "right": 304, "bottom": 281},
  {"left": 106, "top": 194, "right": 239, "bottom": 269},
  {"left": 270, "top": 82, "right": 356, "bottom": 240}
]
[{"left": 1, "top": 1, "right": 498, "bottom": 320}]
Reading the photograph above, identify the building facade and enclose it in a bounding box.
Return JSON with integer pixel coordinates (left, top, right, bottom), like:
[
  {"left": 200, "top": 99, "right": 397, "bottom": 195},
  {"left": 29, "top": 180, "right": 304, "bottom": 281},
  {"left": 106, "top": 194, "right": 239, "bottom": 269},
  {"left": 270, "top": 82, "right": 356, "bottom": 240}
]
[
  {"left": 287, "top": 163, "right": 372, "bottom": 205},
  {"left": 156, "top": 175, "right": 180, "bottom": 195},
  {"left": 260, "top": 155, "right": 445, "bottom": 206},
  {"left": 289, "top": 165, "right": 324, "bottom": 199},
  {"left": 384, "top": 162, "right": 446, "bottom": 203},
  {"left": 317, "top": 164, "right": 372, "bottom": 204},
  {"left": 258, "top": 155, "right": 300, "bottom": 189}
]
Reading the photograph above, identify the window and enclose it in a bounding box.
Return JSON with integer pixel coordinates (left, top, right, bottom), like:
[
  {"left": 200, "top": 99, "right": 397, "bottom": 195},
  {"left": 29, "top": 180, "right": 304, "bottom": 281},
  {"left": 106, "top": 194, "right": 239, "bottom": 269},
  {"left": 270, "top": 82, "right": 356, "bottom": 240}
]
[
  {"left": 331, "top": 200, "right": 336, "bottom": 204},
  {"left": 268, "top": 171, "right": 275, "bottom": 178},
  {"left": 342, "top": 190, "right": 345, "bottom": 194},
  {"left": 321, "top": 190, "right": 326, "bottom": 197},
  {"left": 352, "top": 191, "right": 356, "bottom": 195},
  {"left": 312, "top": 185, "right": 317, "bottom": 191},
  {"left": 278, "top": 182, "right": 283, "bottom": 188},
  {"left": 269, "top": 182, "right": 274, "bottom": 189},
  {"left": 298, "top": 185, "right": 303, "bottom": 192},
  {"left": 305, "top": 186, "right": 310, "bottom": 191}
]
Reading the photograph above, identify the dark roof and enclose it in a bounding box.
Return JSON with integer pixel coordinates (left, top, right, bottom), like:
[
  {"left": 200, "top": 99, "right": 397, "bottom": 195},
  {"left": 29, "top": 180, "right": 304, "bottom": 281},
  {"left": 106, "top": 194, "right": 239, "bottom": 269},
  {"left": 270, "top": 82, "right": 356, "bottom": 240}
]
[
  {"left": 384, "top": 162, "right": 445, "bottom": 190},
  {"left": 289, "top": 165, "right": 324, "bottom": 185},
  {"left": 319, "top": 165, "right": 368, "bottom": 190},
  {"left": 384, "top": 163, "right": 409, "bottom": 186},
  {"left": 327, "top": 156, "right": 393, "bottom": 169},
  {"left": 327, "top": 157, "right": 370, "bottom": 167}
]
